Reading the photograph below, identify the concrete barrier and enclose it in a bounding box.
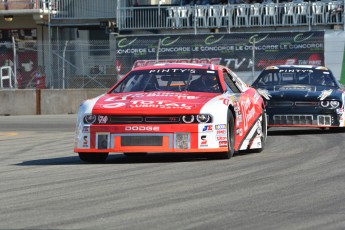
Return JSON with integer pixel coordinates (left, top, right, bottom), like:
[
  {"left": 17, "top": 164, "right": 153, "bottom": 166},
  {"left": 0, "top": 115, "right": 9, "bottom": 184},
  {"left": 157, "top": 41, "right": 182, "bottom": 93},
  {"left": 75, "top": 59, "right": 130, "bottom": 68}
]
[{"left": 0, "top": 89, "right": 106, "bottom": 116}]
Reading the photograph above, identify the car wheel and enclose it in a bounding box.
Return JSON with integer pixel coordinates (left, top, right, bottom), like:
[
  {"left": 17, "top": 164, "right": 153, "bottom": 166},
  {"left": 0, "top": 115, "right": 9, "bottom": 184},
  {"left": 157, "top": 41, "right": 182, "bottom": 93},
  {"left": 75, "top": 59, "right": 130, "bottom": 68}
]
[
  {"left": 254, "top": 111, "right": 267, "bottom": 153},
  {"left": 225, "top": 110, "right": 235, "bottom": 159},
  {"left": 209, "top": 110, "right": 235, "bottom": 160},
  {"left": 78, "top": 152, "right": 109, "bottom": 163}
]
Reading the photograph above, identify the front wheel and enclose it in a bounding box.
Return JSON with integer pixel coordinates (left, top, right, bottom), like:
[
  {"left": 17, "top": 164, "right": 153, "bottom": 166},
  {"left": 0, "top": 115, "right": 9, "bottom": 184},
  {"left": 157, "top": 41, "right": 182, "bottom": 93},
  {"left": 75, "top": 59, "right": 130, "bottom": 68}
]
[
  {"left": 209, "top": 110, "right": 235, "bottom": 160},
  {"left": 253, "top": 111, "right": 267, "bottom": 153},
  {"left": 78, "top": 152, "right": 109, "bottom": 163}
]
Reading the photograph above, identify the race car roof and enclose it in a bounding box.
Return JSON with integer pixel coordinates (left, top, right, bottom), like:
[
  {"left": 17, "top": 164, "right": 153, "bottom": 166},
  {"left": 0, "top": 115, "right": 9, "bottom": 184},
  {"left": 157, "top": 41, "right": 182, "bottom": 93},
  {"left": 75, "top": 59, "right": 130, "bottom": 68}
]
[
  {"left": 132, "top": 63, "right": 221, "bottom": 71},
  {"left": 264, "top": 65, "right": 330, "bottom": 71}
]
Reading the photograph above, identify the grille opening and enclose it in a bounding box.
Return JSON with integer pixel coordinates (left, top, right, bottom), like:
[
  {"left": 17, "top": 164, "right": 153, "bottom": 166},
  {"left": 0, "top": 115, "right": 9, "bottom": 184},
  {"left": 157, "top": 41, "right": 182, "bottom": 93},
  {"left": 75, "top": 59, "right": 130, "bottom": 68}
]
[
  {"left": 145, "top": 116, "right": 180, "bottom": 123},
  {"left": 97, "top": 134, "right": 109, "bottom": 149},
  {"left": 110, "top": 116, "right": 143, "bottom": 124},
  {"left": 318, "top": 115, "right": 331, "bottom": 126},
  {"left": 121, "top": 136, "right": 163, "bottom": 146},
  {"left": 273, "top": 115, "right": 313, "bottom": 125}
]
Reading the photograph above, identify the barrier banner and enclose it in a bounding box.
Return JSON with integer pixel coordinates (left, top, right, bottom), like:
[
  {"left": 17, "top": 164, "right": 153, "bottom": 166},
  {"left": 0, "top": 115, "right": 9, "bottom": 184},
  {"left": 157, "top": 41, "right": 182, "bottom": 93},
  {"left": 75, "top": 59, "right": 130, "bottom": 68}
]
[{"left": 115, "top": 31, "right": 324, "bottom": 74}]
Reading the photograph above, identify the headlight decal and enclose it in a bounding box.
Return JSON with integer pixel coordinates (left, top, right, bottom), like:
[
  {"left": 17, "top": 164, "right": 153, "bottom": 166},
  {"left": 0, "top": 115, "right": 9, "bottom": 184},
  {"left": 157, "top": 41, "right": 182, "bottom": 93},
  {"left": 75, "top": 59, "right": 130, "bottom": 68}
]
[
  {"left": 84, "top": 114, "right": 97, "bottom": 124},
  {"left": 330, "top": 101, "right": 340, "bottom": 109},
  {"left": 182, "top": 114, "right": 212, "bottom": 124},
  {"left": 196, "top": 114, "right": 211, "bottom": 123},
  {"left": 320, "top": 100, "right": 340, "bottom": 109},
  {"left": 182, "top": 115, "right": 194, "bottom": 123}
]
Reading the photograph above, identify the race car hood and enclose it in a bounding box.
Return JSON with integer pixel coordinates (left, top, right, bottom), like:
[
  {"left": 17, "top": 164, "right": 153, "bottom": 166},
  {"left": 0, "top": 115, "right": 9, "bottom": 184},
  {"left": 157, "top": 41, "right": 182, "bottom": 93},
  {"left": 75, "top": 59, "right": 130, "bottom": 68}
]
[
  {"left": 256, "top": 85, "right": 342, "bottom": 101},
  {"left": 89, "top": 91, "right": 219, "bottom": 115}
]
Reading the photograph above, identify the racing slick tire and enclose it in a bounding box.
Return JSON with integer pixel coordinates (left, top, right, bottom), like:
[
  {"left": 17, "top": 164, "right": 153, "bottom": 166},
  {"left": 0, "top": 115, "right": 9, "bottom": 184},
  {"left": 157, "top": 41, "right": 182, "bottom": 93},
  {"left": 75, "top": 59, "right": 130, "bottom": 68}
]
[
  {"left": 209, "top": 110, "right": 235, "bottom": 160},
  {"left": 78, "top": 152, "right": 109, "bottom": 163},
  {"left": 252, "top": 111, "right": 267, "bottom": 153}
]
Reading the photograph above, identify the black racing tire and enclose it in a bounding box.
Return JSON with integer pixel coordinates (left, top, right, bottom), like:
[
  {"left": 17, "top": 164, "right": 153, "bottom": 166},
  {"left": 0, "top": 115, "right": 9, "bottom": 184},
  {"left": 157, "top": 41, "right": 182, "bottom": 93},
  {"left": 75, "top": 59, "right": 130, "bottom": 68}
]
[
  {"left": 209, "top": 110, "right": 235, "bottom": 160},
  {"left": 124, "top": 152, "right": 148, "bottom": 157},
  {"left": 253, "top": 110, "right": 267, "bottom": 153},
  {"left": 78, "top": 152, "right": 109, "bottom": 163}
]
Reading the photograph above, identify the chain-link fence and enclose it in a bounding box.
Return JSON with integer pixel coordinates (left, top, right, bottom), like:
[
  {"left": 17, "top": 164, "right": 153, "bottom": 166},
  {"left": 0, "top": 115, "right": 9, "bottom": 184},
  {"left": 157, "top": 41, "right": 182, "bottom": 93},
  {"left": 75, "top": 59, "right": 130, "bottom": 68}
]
[{"left": 0, "top": 31, "right": 325, "bottom": 89}]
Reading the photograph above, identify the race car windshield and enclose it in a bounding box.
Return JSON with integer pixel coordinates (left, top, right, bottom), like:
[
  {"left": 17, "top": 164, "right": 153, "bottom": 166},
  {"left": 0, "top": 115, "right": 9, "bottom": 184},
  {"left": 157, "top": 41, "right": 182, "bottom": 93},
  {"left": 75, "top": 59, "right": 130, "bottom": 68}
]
[
  {"left": 253, "top": 69, "right": 337, "bottom": 87},
  {"left": 111, "top": 69, "right": 222, "bottom": 93}
]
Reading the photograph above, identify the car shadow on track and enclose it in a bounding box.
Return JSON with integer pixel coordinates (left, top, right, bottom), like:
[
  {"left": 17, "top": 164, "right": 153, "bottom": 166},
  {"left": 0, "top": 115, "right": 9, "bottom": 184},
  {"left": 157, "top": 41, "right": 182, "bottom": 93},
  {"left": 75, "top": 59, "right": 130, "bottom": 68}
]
[
  {"left": 15, "top": 153, "right": 229, "bottom": 166},
  {"left": 267, "top": 127, "right": 345, "bottom": 136},
  {"left": 16, "top": 156, "right": 85, "bottom": 166}
]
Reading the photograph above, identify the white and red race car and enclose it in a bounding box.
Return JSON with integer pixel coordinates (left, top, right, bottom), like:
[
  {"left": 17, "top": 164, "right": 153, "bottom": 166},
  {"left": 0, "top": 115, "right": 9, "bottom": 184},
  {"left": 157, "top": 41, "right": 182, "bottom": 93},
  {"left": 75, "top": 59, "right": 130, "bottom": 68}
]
[{"left": 74, "top": 63, "right": 267, "bottom": 162}]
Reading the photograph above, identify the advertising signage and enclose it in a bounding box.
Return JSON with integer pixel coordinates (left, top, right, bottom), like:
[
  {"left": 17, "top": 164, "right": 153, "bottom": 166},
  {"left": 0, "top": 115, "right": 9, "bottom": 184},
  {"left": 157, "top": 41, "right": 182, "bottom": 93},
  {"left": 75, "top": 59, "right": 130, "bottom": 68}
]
[{"left": 115, "top": 31, "right": 324, "bottom": 74}]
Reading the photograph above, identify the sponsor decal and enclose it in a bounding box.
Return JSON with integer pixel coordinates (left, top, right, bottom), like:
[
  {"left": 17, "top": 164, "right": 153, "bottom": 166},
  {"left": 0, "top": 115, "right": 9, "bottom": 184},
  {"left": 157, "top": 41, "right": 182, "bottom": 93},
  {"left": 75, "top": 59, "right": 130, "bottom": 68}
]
[
  {"left": 222, "top": 98, "right": 230, "bottom": 106},
  {"left": 205, "top": 35, "right": 225, "bottom": 45},
  {"left": 102, "top": 102, "right": 126, "bottom": 108},
  {"left": 236, "top": 114, "right": 243, "bottom": 126},
  {"left": 177, "top": 95, "right": 199, "bottom": 99},
  {"left": 221, "top": 95, "right": 237, "bottom": 106},
  {"left": 125, "top": 126, "right": 160, "bottom": 132},
  {"left": 257, "top": 88, "right": 272, "bottom": 100},
  {"left": 161, "top": 36, "right": 181, "bottom": 46},
  {"left": 215, "top": 124, "right": 227, "bottom": 130},
  {"left": 240, "top": 97, "right": 256, "bottom": 131},
  {"left": 249, "top": 34, "right": 270, "bottom": 44},
  {"left": 149, "top": 68, "right": 195, "bottom": 74},
  {"left": 202, "top": 125, "right": 213, "bottom": 132},
  {"left": 117, "top": 38, "right": 138, "bottom": 48},
  {"left": 98, "top": 116, "right": 108, "bottom": 124},
  {"left": 257, "top": 59, "right": 297, "bottom": 68},
  {"left": 278, "top": 69, "right": 313, "bottom": 73},
  {"left": 294, "top": 33, "right": 314, "bottom": 43},
  {"left": 83, "top": 135, "right": 89, "bottom": 148},
  {"left": 116, "top": 32, "right": 323, "bottom": 73},
  {"left": 133, "top": 58, "right": 221, "bottom": 68},
  {"left": 200, "top": 135, "right": 208, "bottom": 147},
  {"left": 216, "top": 136, "right": 227, "bottom": 141},
  {"left": 102, "top": 96, "right": 198, "bottom": 109},
  {"left": 219, "top": 141, "right": 228, "bottom": 147},
  {"left": 216, "top": 130, "right": 226, "bottom": 135},
  {"left": 236, "top": 128, "right": 243, "bottom": 136},
  {"left": 106, "top": 93, "right": 191, "bottom": 100},
  {"left": 298, "top": 54, "right": 322, "bottom": 65},
  {"left": 82, "top": 126, "right": 90, "bottom": 132},
  {"left": 130, "top": 101, "right": 193, "bottom": 109},
  {"left": 318, "top": 89, "right": 333, "bottom": 101}
]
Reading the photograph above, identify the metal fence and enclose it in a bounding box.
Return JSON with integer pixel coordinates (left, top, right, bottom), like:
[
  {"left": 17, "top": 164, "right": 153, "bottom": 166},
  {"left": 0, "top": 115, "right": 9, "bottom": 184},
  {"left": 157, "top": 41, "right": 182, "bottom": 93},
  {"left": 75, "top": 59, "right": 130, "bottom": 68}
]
[
  {"left": 0, "top": 0, "right": 46, "bottom": 10},
  {"left": 1, "top": 31, "right": 330, "bottom": 89},
  {"left": 117, "top": 1, "right": 345, "bottom": 31},
  {"left": 47, "top": 1, "right": 345, "bottom": 30},
  {"left": 51, "top": 0, "right": 117, "bottom": 19}
]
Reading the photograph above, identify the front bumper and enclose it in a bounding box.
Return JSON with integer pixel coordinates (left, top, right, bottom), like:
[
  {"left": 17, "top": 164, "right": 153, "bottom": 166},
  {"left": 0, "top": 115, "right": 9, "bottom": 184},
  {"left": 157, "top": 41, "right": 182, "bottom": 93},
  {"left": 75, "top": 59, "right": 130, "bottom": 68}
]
[
  {"left": 266, "top": 107, "right": 344, "bottom": 127},
  {"left": 74, "top": 124, "right": 229, "bottom": 153}
]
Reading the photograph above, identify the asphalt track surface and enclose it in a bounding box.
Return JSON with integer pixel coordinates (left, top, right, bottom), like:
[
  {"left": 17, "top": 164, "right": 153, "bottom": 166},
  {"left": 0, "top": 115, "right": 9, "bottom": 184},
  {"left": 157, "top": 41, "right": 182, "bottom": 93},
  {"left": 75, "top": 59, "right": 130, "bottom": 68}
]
[{"left": 1, "top": 115, "right": 345, "bottom": 230}]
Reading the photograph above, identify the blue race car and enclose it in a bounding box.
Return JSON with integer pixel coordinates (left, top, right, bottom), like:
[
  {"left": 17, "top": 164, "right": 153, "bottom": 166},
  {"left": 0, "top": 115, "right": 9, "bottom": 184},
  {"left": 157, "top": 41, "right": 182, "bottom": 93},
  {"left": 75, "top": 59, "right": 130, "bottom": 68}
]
[{"left": 252, "top": 65, "right": 345, "bottom": 130}]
